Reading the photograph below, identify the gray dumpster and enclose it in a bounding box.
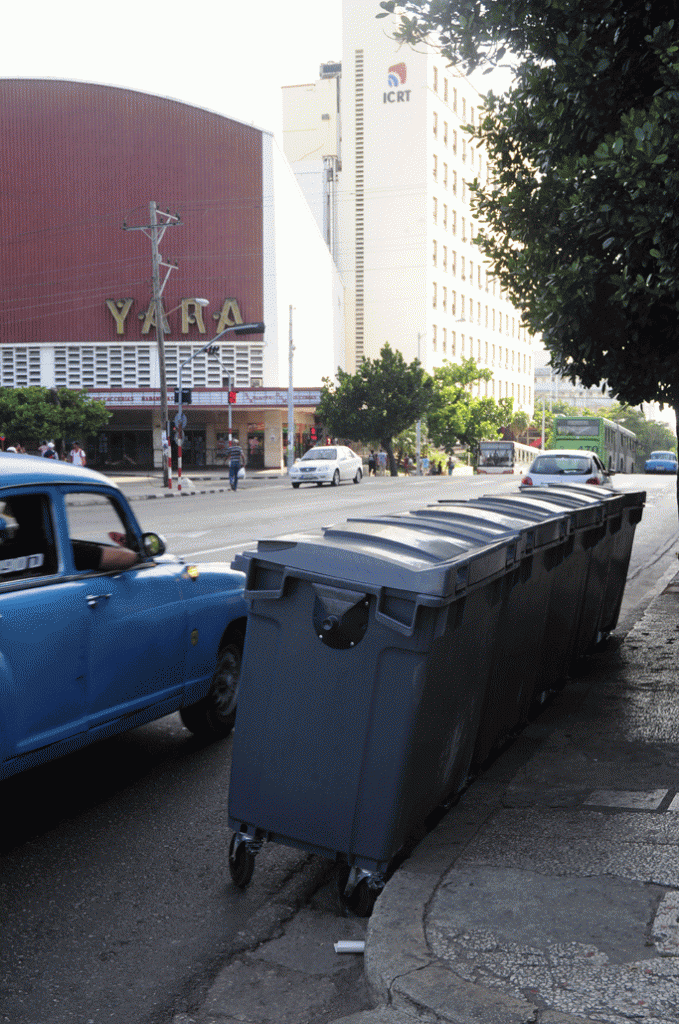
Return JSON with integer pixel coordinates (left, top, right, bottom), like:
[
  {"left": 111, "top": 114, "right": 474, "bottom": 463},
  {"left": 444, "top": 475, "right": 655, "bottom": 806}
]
[
  {"left": 455, "top": 488, "right": 617, "bottom": 668},
  {"left": 227, "top": 487, "right": 643, "bottom": 913},
  {"left": 228, "top": 515, "right": 524, "bottom": 911}
]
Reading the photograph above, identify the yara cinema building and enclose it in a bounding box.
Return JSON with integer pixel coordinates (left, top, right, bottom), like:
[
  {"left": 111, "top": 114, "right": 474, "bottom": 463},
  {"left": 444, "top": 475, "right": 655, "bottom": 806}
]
[{"left": 0, "top": 79, "right": 343, "bottom": 469}]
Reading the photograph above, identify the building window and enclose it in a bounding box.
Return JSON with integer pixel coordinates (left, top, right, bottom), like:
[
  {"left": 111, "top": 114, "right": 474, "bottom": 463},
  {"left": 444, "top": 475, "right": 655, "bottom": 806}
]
[
  {"left": 451, "top": 250, "right": 457, "bottom": 275},
  {"left": 444, "top": 79, "right": 448, "bottom": 103},
  {"left": 433, "top": 66, "right": 438, "bottom": 92},
  {"left": 452, "top": 170, "right": 457, "bottom": 194},
  {"left": 432, "top": 282, "right": 437, "bottom": 308},
  {"left": 433, "top": 111, "right": 438, "bottom": 137},
  {"left": 433, "top": 196, "right": 438, "bottom": 223},
  {"left": 452, "top": 129, "right": 457, "bottom": 154},
  {"left": 470, "top": 106, "right": 475, "bottom": 126},
  {"left": 462, "top": 139, "right": 467, "bottom": 162},
  {"left": 451, "top": 290, "right": 457, "bottom": 315},
  {"left": 460, "top": 334, "right": 465, "bottom": 355},
  {"left": 443, "top": 163, "right": 448, "bottom": 188},
  {"left": 442, "top": 204, "right": 448, "bottom": 229},
  {"left": 442, "top": 327, "right": 447, "bottom": 353},
  {"left": 432, "top": 324, "right": 437, "bottom": 350},
  {"left": 452, "top": 87, "right": 457, "bottom": 113},
  {"left": 432, "top": 239, "right": 437, "bottom": 266},
  {"left": 443, "top": 121, "right": 448, "bottom": 146},
  {"left": 462, "top": 97, "right": 466, "bottom": 120},
  {"left": 460, "top": 256, "right": 466, "bottom": 280},
  {"left": 461, "top": 217, "right": 466, "bottom": 241},
  {"left": 442, "top": 245, "right": 448, "bottom": 271},
  {"left": 433, "top": 154, "right": 438, "bottom": 180},
  {"left": 451, "top": 210, "right": 457, "bottom": 234},
  {"left": 451, "top": 331, "right": 456, "bottom": 356},
  {"left": 442, "top": 286, "right": 447, "bottom": 312}
]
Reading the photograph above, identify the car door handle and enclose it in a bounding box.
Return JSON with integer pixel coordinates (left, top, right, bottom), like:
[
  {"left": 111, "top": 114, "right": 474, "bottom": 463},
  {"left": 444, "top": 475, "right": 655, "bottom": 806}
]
[{"left": 87, "top": 593, "right": 112, "bottom": 608}]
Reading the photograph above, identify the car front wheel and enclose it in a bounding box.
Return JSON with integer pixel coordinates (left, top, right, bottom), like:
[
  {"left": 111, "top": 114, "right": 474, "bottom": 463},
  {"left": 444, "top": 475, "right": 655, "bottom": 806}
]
[
  {"left": 292, "top": 482, "right": 300, "bottom": 488},
  {"left": 180, "top": 636, "right": 242, "bottom": 739},
  {"left": 331, "top": 469, "right": 340, "bottom": 486},
  {"left": 353, "top": 468, "right": 362, "bottom": 484}
]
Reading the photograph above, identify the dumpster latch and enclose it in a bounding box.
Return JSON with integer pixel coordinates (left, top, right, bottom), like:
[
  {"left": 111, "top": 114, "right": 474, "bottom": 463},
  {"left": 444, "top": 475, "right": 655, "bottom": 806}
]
[{"left": 312, "top": 585, "right": 370, "bottom": 650}]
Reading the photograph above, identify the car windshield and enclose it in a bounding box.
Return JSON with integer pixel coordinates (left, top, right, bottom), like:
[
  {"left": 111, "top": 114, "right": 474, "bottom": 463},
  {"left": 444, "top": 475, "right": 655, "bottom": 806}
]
[
  {"left": 301, "top": 448, "right": 337, "bottom": 461},
  {"left": 532, "top": 456, "right": 592, "bottom": 475},
  {"left": 650, "top": 452, "right": 675, "bottom": 460}
]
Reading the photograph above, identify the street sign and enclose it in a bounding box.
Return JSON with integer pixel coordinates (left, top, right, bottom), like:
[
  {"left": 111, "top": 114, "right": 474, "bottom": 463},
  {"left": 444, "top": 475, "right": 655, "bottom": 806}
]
[{"left": 174, "top": 412, "right": 187, "bottom": 428}]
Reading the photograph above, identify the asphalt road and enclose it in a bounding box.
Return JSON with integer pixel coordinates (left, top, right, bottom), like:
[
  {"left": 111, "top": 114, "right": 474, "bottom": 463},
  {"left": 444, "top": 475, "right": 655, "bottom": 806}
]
[{"left": 0, "top": 472, "right": 676, "bottom": 1024}]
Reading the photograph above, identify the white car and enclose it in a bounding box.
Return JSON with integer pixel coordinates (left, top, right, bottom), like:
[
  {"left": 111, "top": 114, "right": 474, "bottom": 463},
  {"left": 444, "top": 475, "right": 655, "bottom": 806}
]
[
  {"left": 521, "top": 449, "right": 614, "bottom": 488},
  {"left": 290, "top": 446, "right": 363, "bottom": 488}
]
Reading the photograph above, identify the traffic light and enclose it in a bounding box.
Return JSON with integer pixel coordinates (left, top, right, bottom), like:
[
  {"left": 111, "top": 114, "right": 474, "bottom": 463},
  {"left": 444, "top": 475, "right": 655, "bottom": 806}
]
[
  {"left": 228, "top": 390, "right": 237, "bottom": 404},
  {"left": 206, "top": 345, "right": 219, "bottom": 356},
  {"left": 174, "top": 389, "right": 192, "bottom": 405}
]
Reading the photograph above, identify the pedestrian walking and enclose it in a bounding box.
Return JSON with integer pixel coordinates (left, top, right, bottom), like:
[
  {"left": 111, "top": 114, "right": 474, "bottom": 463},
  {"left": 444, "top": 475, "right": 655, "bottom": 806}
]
[
  {"left": 226, "top": 439, "right": 245, "bottom": 491},
  {"left": 447, "top": 456, "right": 454, "bottom": 475},
  {"left": 69, "top": 441, "right": 86, "bottom": 466},
  {"left": 368, "top": 450, "right": 377, "bottom": 476},
  {"left": 43, "top": 442, "right": 58, "bottom": 460},
  {"left": 403, "top": 456, "right": 410, "bottom": 475}
]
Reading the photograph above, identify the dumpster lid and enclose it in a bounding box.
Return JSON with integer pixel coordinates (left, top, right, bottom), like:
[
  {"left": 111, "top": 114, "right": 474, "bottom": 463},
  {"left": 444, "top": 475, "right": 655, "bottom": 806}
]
[
  {"left": 233, "top": 513, "right": 522, "bottom": 600},
  {"left": 413, "top": 503, "right": 567, "bottom": 548}
]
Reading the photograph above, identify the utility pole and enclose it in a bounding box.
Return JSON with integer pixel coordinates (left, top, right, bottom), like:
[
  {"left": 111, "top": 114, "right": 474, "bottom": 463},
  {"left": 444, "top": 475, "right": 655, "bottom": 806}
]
[
  {"left": 287, "top": 305, "right": 295, "bottom": 472},
  {"left": 123, "top": 202, "right": 181, "bottom": 486}
]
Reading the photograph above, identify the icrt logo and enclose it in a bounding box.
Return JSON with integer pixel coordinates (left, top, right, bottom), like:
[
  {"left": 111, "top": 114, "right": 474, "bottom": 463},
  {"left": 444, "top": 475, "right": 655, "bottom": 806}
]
[{"left": 384, "top": 63, "right": 411, "bottom": 104}]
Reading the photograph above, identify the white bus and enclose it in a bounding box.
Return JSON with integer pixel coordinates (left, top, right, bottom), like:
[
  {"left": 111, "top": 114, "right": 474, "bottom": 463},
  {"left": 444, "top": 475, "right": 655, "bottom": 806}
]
[{"left": 477, "top": 440, "right": 536, "bottom": 475}]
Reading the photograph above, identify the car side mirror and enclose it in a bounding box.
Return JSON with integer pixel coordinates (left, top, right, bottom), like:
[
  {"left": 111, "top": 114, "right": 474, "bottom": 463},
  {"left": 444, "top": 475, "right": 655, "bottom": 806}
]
[{"left": 141, "top": 532, "right": 166, "bottom": 557}]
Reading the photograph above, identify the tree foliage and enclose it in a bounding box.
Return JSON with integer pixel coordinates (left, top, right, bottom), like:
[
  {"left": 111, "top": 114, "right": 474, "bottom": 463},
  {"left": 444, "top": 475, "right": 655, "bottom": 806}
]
[
  {"left": 317, "top": 343, "right": 433, "bottom": 475},
  {"left": 379, "top": 0, "right": 679, "bottom": 495},
  {"left": 427, "top": 357, "right": 512, "bottom": 451},
  {"left": 0, "top": 387, "right": 111, "bottom": 456}
]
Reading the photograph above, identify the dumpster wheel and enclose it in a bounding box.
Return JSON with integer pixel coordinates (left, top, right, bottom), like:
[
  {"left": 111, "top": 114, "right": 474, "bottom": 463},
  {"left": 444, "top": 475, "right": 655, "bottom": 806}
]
[
  {"left": 228, "top": 833, "right": 257, "bottom": 888},
  {"left": 337, "top": 865, "right": 384, "bottom": 918}
]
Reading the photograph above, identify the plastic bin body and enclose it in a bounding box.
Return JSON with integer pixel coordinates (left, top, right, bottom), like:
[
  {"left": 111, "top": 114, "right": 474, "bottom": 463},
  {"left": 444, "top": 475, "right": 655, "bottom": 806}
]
[
  {"left": 406, "top": 503, "right": 571, "bottom": 763},
  {"left": 461, "top": 490, "right": 613, "bottom": 669},
  {"left": 229, "top": 520, "right": 514, "bottom": 874}
]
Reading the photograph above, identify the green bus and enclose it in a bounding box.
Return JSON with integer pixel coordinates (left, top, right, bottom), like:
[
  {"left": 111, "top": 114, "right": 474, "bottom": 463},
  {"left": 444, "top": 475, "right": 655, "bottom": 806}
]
[{"left": 552, "top": 416, "right": 637, "bottom": 473}]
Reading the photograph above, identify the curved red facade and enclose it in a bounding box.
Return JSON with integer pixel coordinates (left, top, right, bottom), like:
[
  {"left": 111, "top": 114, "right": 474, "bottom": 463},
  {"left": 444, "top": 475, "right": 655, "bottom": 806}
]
[{"left": 0, "top": 79, "right": 263, "bottom": 344}]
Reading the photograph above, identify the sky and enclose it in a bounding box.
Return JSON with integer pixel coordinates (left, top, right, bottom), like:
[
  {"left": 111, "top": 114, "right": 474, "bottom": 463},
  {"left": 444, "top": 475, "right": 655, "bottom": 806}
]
[{"left": 3, "top": 0, "right": 344, "bottom": 137}]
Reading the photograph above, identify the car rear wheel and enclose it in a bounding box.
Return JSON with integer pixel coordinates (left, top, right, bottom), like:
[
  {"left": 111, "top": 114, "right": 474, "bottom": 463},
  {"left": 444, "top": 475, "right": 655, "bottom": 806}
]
[
  {"left": 331, "top": 469, "right": 340, "bottom": 486},
  {"left": 292, "top": 482, "right": 300, "bottom": 488},
  {"left": 180, "top": 635, "right": 242, "bottom": 739},
  {"left": 353, "top": 468, "right": 362, "bottom": 484}
]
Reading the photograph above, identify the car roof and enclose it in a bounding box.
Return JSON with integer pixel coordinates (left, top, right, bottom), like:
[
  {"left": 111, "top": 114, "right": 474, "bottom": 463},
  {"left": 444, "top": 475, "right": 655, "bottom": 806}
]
[{"left": 0, "top": 452, "right": 120, "bottom": 491}]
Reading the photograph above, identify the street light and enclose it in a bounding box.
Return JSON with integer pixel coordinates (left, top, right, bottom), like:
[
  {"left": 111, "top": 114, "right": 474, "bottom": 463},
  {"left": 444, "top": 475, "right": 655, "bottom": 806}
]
[{"left": 176, "top": 320, "right": 265, "bottom": 492}]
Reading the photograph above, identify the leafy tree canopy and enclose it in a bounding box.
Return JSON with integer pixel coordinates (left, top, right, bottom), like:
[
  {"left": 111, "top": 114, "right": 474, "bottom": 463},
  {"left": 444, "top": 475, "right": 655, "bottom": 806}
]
[
  {"left": 0, "top": 387, "right": 111, "bottom": 456},
  {"left": 427, "top": 357, "right": 513, "bottom": 451},
  {"left": 378, "top": 1, "right": 679, "bottom": 426},
  {"left": 317, "top": 343, "right": 433, "bottom": 475}
]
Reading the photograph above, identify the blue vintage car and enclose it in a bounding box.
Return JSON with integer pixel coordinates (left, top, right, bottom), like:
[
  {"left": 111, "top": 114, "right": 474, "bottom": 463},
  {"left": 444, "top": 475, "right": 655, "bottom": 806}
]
[
  {"left": 0, "top": 453, "right": 248, "bottom": 779},
  {"left": 644, "top": 451, "right": 678, "bottom": 474}
]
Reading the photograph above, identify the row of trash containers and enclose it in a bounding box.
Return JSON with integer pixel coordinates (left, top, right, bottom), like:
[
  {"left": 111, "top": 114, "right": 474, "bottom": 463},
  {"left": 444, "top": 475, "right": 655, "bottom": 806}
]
[{"left": 227, "top": 484, "right": 645, "bottom": 914}]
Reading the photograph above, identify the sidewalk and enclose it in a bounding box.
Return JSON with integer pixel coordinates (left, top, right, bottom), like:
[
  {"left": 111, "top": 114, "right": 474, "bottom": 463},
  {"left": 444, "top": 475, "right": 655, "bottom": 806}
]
[
  {"left": 104, "top": 468, "right": 286, "bottom": 501},
  {"left": 332, "top": 562, "right": 679, "bottom": 1024}
]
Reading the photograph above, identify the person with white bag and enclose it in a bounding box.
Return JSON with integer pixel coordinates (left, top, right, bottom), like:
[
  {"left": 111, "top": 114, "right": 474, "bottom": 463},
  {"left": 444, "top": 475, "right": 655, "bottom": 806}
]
[{"left": 226, "top": 439, "right": 245, "bottom": 491}]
